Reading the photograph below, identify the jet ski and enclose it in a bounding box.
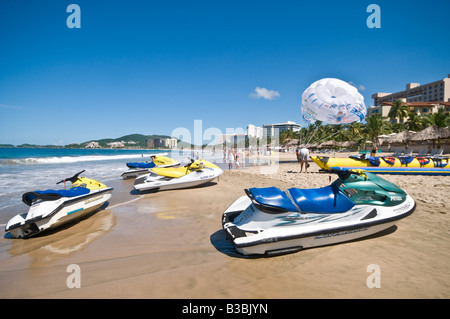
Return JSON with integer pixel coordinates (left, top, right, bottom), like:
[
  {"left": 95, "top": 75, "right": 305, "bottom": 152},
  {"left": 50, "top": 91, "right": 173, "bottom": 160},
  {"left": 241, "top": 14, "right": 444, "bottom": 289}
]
[
  {"left": 222, "top": 168, "right": 415, "bottom": 257},
  {"left": 121, "top": 155, "right": 180, "bottom": 179},
  {"left": 5, "top": 170, "right": 113, "bottom": 238},
  {"left": 134, "top": 159, "right": 223, "bottom": 192}
]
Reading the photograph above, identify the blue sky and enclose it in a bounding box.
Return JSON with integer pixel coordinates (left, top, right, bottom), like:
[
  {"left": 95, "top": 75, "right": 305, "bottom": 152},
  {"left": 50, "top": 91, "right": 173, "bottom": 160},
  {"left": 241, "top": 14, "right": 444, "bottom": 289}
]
[{"left": 0, "top": 0, "right": 449, "bottom": 145}]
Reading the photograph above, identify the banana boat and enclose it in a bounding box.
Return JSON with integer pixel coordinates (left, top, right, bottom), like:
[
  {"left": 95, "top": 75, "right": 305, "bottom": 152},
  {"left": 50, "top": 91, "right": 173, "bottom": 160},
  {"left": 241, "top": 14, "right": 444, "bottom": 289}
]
[{"left": 311, "top": 155, "right": 450, "bottom": 176}]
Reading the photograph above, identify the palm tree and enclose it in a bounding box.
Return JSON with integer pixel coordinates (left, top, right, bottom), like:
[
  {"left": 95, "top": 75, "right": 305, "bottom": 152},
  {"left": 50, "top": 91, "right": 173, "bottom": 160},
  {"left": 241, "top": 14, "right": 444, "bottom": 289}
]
[
  {"left": 332, "top": 125, "right": 349, "bottom": 142},
  {"left": 388, "top": 100, "right": 410, "bottom": 127},
  {"left": 404, "top": 110, "right": 426, "bottom": 131},
  {"left": 346, "top": 122, "right": 363, "bottom": 141},
  {"left": 302, "top": 121, "right": 323, "bottom": 144},
  {"left": 424, "top": 109, "right": 450, "bottom": 128},
  {"left": 363, "top": 114, "right": 391, "bottom": 146},
  {"left": 279, "top": 129, "right": 297, "bottom": 145}
]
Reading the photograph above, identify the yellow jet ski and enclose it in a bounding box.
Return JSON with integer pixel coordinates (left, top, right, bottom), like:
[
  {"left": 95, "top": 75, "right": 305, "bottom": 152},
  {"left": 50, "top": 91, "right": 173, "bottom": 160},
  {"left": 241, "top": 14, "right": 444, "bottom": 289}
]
[{"left": 134, "top": 159, "right": 223, "bottom": 192}]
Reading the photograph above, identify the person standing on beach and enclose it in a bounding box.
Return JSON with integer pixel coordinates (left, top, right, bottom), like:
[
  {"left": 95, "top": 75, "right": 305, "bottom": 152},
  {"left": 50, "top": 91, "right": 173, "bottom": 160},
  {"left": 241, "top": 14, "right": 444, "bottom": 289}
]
[
  {"left": 228, "top": 149, "right": 234, "bottom": 170},
  {"left": 299, "top": 147, "right": 310, "bottom": 173}
]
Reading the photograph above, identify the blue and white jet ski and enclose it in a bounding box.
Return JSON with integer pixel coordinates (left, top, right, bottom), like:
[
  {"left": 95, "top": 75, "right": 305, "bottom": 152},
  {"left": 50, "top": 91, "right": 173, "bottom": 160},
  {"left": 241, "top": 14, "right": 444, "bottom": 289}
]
[
  {"left": 222, "top": 169, "right": 415, "bottom": 256},
  {"left": 5, "top": 171, "right": 113, "bottom": 238}
]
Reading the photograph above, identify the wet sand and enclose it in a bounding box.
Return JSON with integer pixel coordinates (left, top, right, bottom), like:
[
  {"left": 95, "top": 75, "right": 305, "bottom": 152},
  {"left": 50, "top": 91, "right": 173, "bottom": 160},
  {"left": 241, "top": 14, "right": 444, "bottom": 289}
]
[{"left": 0, "top": 152, "right": 449, "bottom": 299}]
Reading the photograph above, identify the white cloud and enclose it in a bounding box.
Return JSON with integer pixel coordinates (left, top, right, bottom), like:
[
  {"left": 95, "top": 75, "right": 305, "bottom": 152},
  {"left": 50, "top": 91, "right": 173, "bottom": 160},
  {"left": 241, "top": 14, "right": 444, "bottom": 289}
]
[
  {"left": 250, "top": 87, "right": 280, "bottom": 100},
  {"left": 348, "top": 81, "right": 366, "bottom": 92}
]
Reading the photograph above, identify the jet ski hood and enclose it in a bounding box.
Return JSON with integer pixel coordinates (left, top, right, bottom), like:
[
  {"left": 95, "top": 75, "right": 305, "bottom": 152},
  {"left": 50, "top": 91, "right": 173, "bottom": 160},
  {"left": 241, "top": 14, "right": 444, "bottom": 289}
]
[
  {"left": 151, "top": 159, "right": 220, "bottom": 178},
  {"left": 332, "top": 169, "right": 406, "bottom": 193},
  {"left": 21, "top": 172, "right": 109, "bottom": 206}
]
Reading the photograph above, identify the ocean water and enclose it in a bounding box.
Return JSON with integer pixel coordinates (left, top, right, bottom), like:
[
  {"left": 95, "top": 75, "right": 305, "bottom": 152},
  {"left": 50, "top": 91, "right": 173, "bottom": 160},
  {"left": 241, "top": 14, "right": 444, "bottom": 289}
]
[
  {"left": 0, "top": 147, "right": 255, "bottom": 224},
  {"left": 0, "top": 148, "right": 181, "bottom": 223}
]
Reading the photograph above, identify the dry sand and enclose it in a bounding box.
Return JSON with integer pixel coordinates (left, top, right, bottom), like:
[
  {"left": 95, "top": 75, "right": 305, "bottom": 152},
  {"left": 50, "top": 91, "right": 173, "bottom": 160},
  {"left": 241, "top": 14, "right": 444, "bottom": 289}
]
[{"left": 0, "top": 152, "right": 449, "bottom": 299}]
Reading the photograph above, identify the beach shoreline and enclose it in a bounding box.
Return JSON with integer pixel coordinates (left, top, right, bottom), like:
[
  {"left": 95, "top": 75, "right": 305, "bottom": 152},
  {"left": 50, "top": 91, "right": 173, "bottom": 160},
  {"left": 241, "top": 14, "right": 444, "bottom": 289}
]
[{"left": 0, "top": 152, "right": 449, "bottom": 299}]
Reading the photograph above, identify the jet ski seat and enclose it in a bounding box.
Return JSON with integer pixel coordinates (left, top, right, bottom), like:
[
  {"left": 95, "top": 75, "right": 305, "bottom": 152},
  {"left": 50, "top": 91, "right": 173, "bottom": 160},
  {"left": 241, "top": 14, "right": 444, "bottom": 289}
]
[
  {"left": 247, "top": 186, "right": 356, "bottom": 214},
  {"left": 126, "top": 162, "right": 156, "bottom": 169},
  {"left": 22, "top": 187, "right": 91, "bottom": 206},
  {"left": 287, "top": 186, "right": 355, "bottom": 214},
  {"left": 246, "top": 187, "right": 299, "bottom": 213}
]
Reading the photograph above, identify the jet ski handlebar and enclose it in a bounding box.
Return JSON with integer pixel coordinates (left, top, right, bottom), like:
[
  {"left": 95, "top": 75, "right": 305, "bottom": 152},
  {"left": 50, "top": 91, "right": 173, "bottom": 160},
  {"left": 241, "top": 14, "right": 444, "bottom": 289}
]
[
  {"left": 56, "top": 170, "right": 85, "bottom": 185},
  {"left": 319, "top": 168, "right": 367, "bottom": 179},
  {"left": 184, "top": 159, "right": 195, "bottom": 167}
]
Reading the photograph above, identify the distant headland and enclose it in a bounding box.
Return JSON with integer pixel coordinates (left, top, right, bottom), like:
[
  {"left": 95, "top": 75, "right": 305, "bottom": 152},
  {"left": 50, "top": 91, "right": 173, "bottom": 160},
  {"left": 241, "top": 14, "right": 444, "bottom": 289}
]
[{"left": 0, "top": 134, "right": 191, "bottom": 149}]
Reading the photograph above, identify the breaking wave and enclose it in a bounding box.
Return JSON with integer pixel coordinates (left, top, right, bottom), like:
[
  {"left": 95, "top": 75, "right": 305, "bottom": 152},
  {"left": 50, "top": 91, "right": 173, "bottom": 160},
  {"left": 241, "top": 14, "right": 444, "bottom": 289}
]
[{"left": 2, "top": 153, "right": 155, "bottom": 165}]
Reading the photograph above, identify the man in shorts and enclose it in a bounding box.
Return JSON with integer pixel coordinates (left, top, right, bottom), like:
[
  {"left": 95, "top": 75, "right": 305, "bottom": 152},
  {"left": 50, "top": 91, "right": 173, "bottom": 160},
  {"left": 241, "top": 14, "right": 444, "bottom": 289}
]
[{"left": 299, "top": 147, "right": 310, "bottom": 173}]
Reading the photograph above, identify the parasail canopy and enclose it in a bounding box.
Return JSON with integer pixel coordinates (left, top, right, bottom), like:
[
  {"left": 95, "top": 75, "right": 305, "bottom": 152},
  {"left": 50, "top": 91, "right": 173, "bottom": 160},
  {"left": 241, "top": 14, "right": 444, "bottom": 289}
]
[{"left": 301, "top": 78, "right": 366, "bottom": 125}]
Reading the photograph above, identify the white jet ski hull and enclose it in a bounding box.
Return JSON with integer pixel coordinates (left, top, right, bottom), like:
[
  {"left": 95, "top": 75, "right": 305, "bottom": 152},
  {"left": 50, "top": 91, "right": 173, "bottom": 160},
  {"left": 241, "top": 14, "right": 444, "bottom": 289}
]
[
  {"left": 134, "top": 169, "right": 223, "bottom": 192},
  {"left": 6, "top": 188, "right": 113, "bottom": 238},
  {"left": 121, "top": 168, "right": 151, "bottom": 180}
]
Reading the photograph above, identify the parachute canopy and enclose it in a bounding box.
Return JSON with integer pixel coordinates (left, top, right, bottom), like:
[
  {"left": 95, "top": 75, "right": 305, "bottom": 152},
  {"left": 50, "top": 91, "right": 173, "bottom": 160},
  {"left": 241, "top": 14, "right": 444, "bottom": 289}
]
[{"left": 301, "top": 78, "right": 366, "bottom": 125}]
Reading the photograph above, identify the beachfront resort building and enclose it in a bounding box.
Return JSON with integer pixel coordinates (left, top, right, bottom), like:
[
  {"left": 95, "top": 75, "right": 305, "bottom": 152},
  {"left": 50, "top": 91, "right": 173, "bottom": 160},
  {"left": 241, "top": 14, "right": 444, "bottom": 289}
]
[
  {"left": 217, "top": 134, "right": 247, "bottom": 147},
  {"left": 215, "top": 122, "right": 299, "bottom": 147},
  {"left": 263, "top": 121, "right": 300, "bottom": 137},
  {"left": 371, "top": 75, "right": 450, "bottom": 106},
  {"left": 85, "top": 141, "right": 100, "bottom": 148},
  {"left": 146, "top": 138, "right": 177, "bottom": 149},
  {"left": 367, "top": 101, "right": 450, "bottom": 120},
  {"left": 367, "top": 75, "right": 450, "bottom": 123},
  {"left": 247, "top": 124, "right": 264, "bottom": 139}
]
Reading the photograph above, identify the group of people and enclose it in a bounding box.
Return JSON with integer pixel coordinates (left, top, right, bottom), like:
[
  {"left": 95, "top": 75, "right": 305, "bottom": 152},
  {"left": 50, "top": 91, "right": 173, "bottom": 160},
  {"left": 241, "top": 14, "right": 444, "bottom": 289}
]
[
  {"left": 225, "top": 148, "right": 242, "bottom": 170},
  {"left": 296, "top": 147, "right": 310, "bottom": 173}
]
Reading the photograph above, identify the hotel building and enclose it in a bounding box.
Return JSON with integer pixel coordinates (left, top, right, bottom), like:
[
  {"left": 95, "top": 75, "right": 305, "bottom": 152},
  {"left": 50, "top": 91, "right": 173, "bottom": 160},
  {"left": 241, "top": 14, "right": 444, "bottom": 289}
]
[
  {"left": 146, "top": 138, "right": 178, "bottom": 149},
  {"left": 371, "top": 75, "right": 450, "bottom": 105},
  {"left": 263, "top": 121, "right": 301, "bottom": 137},
  {"left": 247, "top": 124, "right": 264, "bottom": 139},
  {"left": 368, "top": 75, "right": 450, "bottom": 122}
]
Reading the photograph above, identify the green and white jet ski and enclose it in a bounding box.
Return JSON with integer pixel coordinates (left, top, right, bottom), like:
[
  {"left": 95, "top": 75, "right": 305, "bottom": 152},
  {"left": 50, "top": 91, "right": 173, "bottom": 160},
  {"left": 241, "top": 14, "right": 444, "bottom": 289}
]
[{"left": 222, "top": 169, "right": 415, "bottom": 257}]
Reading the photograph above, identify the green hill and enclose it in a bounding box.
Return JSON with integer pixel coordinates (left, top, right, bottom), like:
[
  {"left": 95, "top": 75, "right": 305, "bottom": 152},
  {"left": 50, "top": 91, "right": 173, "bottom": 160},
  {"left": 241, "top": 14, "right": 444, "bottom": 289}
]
[
  {"left": 69, "top": 133, "right": 174, "bottom": 148},
  {"left": 3, "top": 133, "right": 194, "bottom": 149}
]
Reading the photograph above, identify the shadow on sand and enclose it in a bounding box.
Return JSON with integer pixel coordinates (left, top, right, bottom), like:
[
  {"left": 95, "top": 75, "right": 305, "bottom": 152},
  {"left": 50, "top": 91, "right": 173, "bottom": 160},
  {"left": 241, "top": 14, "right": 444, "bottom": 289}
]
[
  {"left": 131, "top": 181, "right": 218, "bottom": 195},
  {"left": 210, "top": 225, "right": 398, "bottom": 259}
]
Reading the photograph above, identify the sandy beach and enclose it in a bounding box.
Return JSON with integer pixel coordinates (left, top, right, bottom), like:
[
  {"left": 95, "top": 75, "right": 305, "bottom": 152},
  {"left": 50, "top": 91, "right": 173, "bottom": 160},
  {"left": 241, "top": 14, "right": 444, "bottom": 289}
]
[{"left": 0, "top": 151, "right": 449, "bottom": 299}]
